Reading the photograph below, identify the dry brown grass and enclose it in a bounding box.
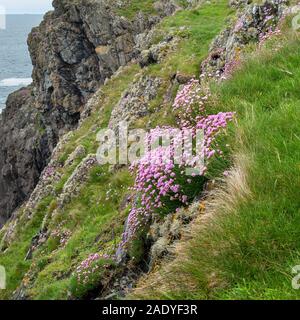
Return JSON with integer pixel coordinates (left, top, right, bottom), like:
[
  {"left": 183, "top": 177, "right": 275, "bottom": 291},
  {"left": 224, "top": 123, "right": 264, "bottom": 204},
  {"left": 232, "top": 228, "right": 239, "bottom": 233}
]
[{"left": 129, "top": 153, "right": 252, "bottom": 299}]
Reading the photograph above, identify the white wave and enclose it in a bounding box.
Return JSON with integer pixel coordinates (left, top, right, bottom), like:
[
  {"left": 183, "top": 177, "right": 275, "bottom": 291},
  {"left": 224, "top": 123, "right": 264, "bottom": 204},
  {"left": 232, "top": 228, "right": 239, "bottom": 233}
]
[{"left": 0, "top": 78, "right": 32, "bottom": 87}]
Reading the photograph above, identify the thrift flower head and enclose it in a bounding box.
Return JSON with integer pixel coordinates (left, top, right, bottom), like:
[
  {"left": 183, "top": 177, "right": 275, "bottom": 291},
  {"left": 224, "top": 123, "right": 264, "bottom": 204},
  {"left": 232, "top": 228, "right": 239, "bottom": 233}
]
[{"left": 120, "top": 82, "right": 235, "bottom": 248}]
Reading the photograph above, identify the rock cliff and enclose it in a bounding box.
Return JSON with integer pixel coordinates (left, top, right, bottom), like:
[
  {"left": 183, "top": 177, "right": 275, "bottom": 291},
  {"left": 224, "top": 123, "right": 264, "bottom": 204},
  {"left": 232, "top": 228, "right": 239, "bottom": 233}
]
[
  {"left": 0, "top": 0, "right": 293, "bottom": 301},
  {"left": 0, "top": 0, "right": 177, "bottom": 225}
]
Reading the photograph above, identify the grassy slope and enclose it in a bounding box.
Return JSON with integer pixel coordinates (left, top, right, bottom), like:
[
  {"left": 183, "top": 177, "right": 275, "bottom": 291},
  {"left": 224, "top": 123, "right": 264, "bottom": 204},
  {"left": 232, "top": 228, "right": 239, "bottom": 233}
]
[
  {"left": 0, "top": 0, "right": 232, "bottom": 299},
  {"left": 137, "top": 1, "right": 234, "bottom": 127},
  {"left": 132, "top": 19, "right": 300, "bottom": 300},
  {"left": 0, "top": 64, "right": 140, "bottom": 300}
]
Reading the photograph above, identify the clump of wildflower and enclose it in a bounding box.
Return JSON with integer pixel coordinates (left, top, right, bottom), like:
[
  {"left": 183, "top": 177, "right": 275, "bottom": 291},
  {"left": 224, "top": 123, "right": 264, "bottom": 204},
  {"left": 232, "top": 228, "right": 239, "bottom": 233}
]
[
  {"left": 257, "top": 2, "right": 284, "bottom": 48},
  {"left": 173, "top": 79, "right": 211, "bottom": 127},
  {"left": 196, "top": 112, "right": 236, "bottom": 159},
  {"left": 75, "top": 253, "right": 113, "bottom": 285},
  {"left": 221, "top": 53, "right": 242, "bottom": 80},
  {"left": 234, "top": 17, "right": 244, "bottom": 33},
  {"left": 70, "top": 253, "right": 115, "bottom": 298},
  {"left": 119, "top": 206, "right": 149, "bottom": 249},
  {"left": 120, "top": 100, "right": 235, "bottom": 247},
  {"left": 259, "top": 27, "right": 282, "bottom": 48}
]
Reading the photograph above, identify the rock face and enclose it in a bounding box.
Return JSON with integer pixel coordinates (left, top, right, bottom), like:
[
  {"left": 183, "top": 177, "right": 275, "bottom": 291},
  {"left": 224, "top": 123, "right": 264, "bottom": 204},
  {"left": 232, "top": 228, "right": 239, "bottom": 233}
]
[
  {"left": 0, "top": 0, "right": 177, "bottom": 226},
  {"left": 109, "top": 75, "right": 162, "bottom": 129},
  {"left": 0, "top": 87, "right": 51, "bottom": 225},
  {"left": 201, "top": 0, "right": 288, "bottom": 79}
]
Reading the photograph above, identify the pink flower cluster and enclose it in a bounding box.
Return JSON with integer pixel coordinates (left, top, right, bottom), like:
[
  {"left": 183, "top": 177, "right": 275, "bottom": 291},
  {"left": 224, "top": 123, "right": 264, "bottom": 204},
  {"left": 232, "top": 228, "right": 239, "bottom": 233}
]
[
  {"left": 119, "top": 81, "right": 235, "bottom": 248},
  {"left": 234, "top": 17, "right": 244, "bottom": 33},
  {"left": 259, "top": 3, "right": 284, "bottom": 48},
  {"left": 75, "top": 253, "right": 111, "bottom": 285},
  {"left": 173, "top": 79, "right": 210, "bottom": 127},
  {"left": 259, "top": 28, "right": 281, "bottom": 48},
  {"left": 120, "top": 128, "right": 193, "bottom": 247},
  {"left": 196, "top": 112, "right": 235, "bottom": 159},
  {"left": 222, "top": 57, "right": 241, "bottom": 80},
  {"left": 120, "top": 207, "right": 149, "bottom": 249},
  {"left": 133, "top": 146, "right": 186, "bottom": 210}
]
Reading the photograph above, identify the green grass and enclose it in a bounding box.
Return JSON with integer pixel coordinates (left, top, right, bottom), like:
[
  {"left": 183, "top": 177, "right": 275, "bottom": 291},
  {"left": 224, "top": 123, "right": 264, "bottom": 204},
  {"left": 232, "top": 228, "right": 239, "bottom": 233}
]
[
  {"left": 131, "top": 26, "right": 300, "bottom": 300},
  {"left": 116, "top": 0, "right": 158, "bottom": 19},
  {"left": 155, "top": 2, "right": 233, "bottom": 75},
  {"left": 21, "top": 168, "right": 132, "bottom": 300},
  {"left": 0, "top": 0, "right": 234, "bottom": 300},
  {"left": 0, "top": 196, "right": 54, "bottom": 299},
  {"left": 115, "top": 0, "right": 192, "bottom": 19},
  {"left": 137, "top": 0, "right": 234, "bottom": 127},
  {"left": 58, "top": 63, "right": 140, "bottom": 163},
  {"left": 0, "top": 63, "right": 139, "bottom": 299}
]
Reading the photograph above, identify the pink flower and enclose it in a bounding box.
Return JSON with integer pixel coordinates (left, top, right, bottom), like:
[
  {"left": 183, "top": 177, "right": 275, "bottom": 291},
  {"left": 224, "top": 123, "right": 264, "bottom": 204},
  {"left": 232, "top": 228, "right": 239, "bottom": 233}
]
[{"left": 118, "top": 79, "right": 235, "bottom": 251}]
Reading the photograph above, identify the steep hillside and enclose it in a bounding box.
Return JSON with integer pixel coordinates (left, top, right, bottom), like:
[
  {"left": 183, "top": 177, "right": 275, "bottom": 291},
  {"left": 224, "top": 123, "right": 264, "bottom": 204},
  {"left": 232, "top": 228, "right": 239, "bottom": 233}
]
[
  {"left": 0, "top": 0, "right": 177, "bottom": 225},
  {"left": 132, "top": 10, "right": 300, "bottom": 300},
  {"left": 0, "top": 0, "right": 299, "bottom": 301}
]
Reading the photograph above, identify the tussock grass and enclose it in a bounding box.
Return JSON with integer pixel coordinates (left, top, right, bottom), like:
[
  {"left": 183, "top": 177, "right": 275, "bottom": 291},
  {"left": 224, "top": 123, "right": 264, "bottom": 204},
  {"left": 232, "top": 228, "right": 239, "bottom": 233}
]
[{"left": 131, "top": 25, "right": 300, "bottom": 300}]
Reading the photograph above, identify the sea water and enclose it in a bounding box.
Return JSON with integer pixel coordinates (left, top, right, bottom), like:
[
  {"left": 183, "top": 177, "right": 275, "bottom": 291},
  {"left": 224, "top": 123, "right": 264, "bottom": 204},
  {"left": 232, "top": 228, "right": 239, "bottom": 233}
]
[{"left": 0, "top": 14, "right": 43, "bottom": 111}]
